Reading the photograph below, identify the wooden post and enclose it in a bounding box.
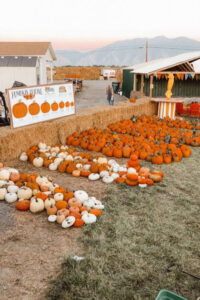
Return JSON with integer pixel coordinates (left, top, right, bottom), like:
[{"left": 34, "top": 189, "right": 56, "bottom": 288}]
[
  {"left": 141, "top": 74, "right": 144, "bottom": 93},
  {"left": 149, "top": 75, "right": 153, "bottom": 97},
  {"left": 50, "top": 61, "right": 53, "bottom": 83},
  {"left": 133, "top": 73, "right": 137, "bottom": 91}
]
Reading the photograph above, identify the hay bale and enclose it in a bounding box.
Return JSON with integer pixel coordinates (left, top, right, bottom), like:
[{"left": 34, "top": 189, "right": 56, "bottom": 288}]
[{"left": 0, "top": 98, "right": 157, "bottom": 162}]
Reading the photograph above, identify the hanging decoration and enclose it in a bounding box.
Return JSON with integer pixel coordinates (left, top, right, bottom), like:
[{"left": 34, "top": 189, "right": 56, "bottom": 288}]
[{"left": 185, "top": 74, "right": 188, "bottom": 80}]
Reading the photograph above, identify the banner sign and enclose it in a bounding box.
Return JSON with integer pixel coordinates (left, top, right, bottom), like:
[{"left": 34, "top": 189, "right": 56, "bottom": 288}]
[{"left": 7, "top": 82, "right": 75, "bottom": 128}]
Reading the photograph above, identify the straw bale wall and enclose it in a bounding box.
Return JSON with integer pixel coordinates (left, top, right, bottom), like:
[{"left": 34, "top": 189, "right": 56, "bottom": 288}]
[{"left": 0, "top": 98, "right": 157, "bottom": 161}]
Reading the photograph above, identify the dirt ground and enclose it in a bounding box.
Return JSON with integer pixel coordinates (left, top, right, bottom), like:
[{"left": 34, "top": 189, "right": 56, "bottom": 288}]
[
  {"left": 0, "top": 159, "right": 105, "bottom": 300},
  {"left": 75, "top": 80, "right": 127, "bottom": 110}
]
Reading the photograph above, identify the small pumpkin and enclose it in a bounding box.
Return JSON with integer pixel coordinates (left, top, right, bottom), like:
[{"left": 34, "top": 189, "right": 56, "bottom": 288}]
[{"left": 16, "top": 200, "right": 30, "bottom": 211}]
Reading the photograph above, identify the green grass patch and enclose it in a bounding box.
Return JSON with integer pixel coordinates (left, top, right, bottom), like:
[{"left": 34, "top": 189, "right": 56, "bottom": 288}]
[{"left": 47, "top": 148, "right": 200, "bottom": 300}]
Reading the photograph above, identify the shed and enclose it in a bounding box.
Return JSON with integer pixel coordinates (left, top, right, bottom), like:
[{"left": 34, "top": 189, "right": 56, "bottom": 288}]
[
  {"left": 0, "top": 42, "right": 56, "bottom": 92},
  {"left": 122, "top": 51, "right": 200, "bottom": 98}
]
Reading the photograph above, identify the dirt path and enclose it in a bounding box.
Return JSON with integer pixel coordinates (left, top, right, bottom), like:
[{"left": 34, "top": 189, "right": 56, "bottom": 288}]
[
  {"left": 0, "top": 160, "right": 105, "bottom": 300},
  {"left": 75, "top": 80, "right": 127, "bottom": 110}
]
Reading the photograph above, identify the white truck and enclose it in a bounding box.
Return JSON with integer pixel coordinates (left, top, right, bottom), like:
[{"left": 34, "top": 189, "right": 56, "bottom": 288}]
[{"left": 101, "top": 69, "right": 116, "bottom": 80}]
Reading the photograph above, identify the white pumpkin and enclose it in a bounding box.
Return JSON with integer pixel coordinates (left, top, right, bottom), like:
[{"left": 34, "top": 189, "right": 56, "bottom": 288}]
[
  {"left": 62, "top": 216, "right": 75, "bottom": 228},
  {"left": 58, "top": 152, "right": 67, "bottom": 159},
  {"left": 83, "top": 164, "right": 91, "bottom": 171},
  {"left": 82, "top": 213, "right": 96, "bottom": 224},
  {"left": 0, "top": 169, "right": 10, "bottom": 181},
  {"left": 111, "top": 173, "right": 119, "bottom": 180},
  {"left": 33, "top": 157, "right": 44, "bottom": 168},
  {"left": 83, "top": 197, "right": 95, "bottom": 209},
  {"left": 7, "top": 185, "right": 19, "bottom": 193},
  {"left": 18, "top": 187, "right": 32, "bottom": 200},
  {"left": 19, "top": 152, "right": 28, "bottom": 162},
  {"left": 100, "top": 171, "right": 109, "bottom": 178},
  {"left": 76, "top": 163, "right": 82, "bottom": 169},
  {"left": 97, "top": 157, "right": 108, "bottom": 164},
  {"left": 0, "top": 188, "right": 7, "bottom": 200},
  {"left": 0, "top": 180, "right": 7, "bottom": 187},
  {"left": 5, "top": 192, "right": 18, "bottom": 203},
  {"left": 102, "top": 176, "right": 114, "bottom": 184},
  {"left": 127, "top": 168, "right": 137, "bottom": 174},
  {"left": 88, "top": 173, "right": 100, "bottom": 181},
  {"left": 30, "top": 198, "right": 45, "bottom": 213},
  {"left": 54, "top": 158, "right": 63, "bottom": 165},
  {"left": 139, "top": 184, "right": 147, "bottom": 188},
  {"left": 52, "top": 146, "right": 60, "bottom": 154},
  {"left": 54, "top": 193, "right": 64, "bottom": 202},
  {"left": 51, "top": 152, "right": 57, "bottom": 157},
  {"left": 112, "top": 165, "right": 119, "bottom": 173},
  {"left": 38, "top": 142, "right": 47, "bottom": 150},
  {"left": 119, "top": 166, "right": 127, "bottom": 172},
  {"left": 49, "top": 163, "right": 57, "bottom": 171},
  {"left": 108, "top": 159, "right": 117, "bottom": 166},
  {"left": 66, "top": 155, "right": 73, "bottom": 161},
  {"left": 93, "top": 199, "right": 104, "bottom": 210},
  {"left": 74, "top": 190, "right": 88, "bottom": 203},
  {"left": 48, "top": 215, "right": 57, "bottom": 222},
  {"left": 44, "top": 198, "right": 56, "bottom": 209}
]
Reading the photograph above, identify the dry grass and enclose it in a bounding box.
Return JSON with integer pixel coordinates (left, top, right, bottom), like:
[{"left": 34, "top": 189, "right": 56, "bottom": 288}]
[
  {"left": 47, "top": 147, "right": 200, "bottom": 300},
  {"left": 54, "top": 67, "right": 102, "bottom": 80}
]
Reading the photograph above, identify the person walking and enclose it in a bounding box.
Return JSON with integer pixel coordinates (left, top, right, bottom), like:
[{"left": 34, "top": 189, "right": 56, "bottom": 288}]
[{"left": 106, "top": 82, "right": 114, "bottom": 106}]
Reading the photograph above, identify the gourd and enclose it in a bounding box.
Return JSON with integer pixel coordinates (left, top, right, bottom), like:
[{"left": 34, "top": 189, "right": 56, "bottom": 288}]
[
  {"left": 5, "top": 192, "right": 18, "bottom": 203},
  {"left": 49, "top": 163, "right": 58, "bottom": 171},
  {"left": 10, "top": 173, "right": 20, "bottom": 182},
  {"left": 16, "top": 200, "right": 30, "bottom": 211},
  {"left": 82, "top": 213, "right": 97, "bottom": 224},
  {"left": 74, "top": 190, "right": 88, "bottom": 203},
  {"left": 19, "top": 152, "right": 28, "bottom": 162},
  {"left": 102, "top": 175, "right": 114, "bottom": 183},
  {"left": 18, "top": 187, "right": 32, "bottom": 200},
  {"left": 46, "top": 204, "right": 57, "bottom": 215},
  {"left": 54, "top": 193, "right": 64, "bottom": 202},
  {"left": 56, "top": 212, "right": 65, "bottom": 224},
  {"left": 55, "top": 200, "right": 67, "bottom": 210},
  {"left": 0, "top": 188, "right": 7, "bottom": 200},
  {"left": 44, "top": 198, "right": 55, "bottom": 209},
  {"left": 48, "top": 215, "right": 57, "bottom": 222},
  {"left": 7, "top": 185, "right": 19, "bottom": 193},
  {"left": 89, "top": 209, "right": 102, "bottom": 216},
  {"left": 74, "top": 219, "right": 84, "bottom": 227},
  {"left": 0, "top": 169, "right": 10, "bottom": 180},
  {"left": 88, "top": 173, "right": 100, "bottom": 181},
  {"left": 33, "top": 157, "right": 44, "bottom": 168},
  {"left": 30, "top": 197, "right": 45, "bottom": 213},
  {"left": 62, "top": 216, "right": 76, "bottom": 228},
  {"left": 68, "top": 198, "right": 82, "bottom": 208}
]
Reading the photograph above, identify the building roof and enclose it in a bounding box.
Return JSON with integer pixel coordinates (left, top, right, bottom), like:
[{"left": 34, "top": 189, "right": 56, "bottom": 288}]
[
  {"left": 0, "top": 42, "right": 56, "bottom": 60},
  {"left": 129, "top": 51, "right": 200, "bottom": 74},
  {"left": 0, "top": 56, "right": 37, "bottom": 67}
]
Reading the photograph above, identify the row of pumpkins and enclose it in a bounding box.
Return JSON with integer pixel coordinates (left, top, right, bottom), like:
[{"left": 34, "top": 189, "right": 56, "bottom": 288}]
[
  {"left": 12, "top": 100, "right": 74, "bottom": 119},
  {"left": 0, "top": 163, "right": 104, "bottom": 228},
  {"left": 20, "top": 143, "right": 163, "bottom": 186},
  {"left": 65, "top": 118, "right": 200, "bottom": 164}
]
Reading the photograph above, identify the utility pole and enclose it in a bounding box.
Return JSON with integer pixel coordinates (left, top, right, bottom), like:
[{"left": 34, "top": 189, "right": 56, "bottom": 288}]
[{"left": 145, "top": 40, "right": 148, "bottom": 62}]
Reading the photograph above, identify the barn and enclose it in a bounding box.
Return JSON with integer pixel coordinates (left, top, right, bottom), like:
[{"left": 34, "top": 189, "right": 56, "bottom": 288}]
[
  {"left": 0, "top": 42, "right": 56, "bottom": 92},
  {"left": 122, "top": 51, "right": 200, "bottom": 98}
]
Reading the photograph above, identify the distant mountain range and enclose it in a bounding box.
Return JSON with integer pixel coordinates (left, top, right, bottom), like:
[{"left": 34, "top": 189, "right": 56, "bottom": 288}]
[{"left": 55, "top": 36, "right": 200, "bottom": 67}]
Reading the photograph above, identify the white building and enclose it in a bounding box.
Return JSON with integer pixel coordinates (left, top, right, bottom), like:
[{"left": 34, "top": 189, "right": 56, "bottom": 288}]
[{"left": 0, "top": 42, "right": 56, "bottom": 92}]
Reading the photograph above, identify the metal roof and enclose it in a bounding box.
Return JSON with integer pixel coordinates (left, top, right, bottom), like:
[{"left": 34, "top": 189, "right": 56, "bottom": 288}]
[
  {"left": 129, "top": 51, "right": 200, "bottom": 74},
  {"left": 0, "top": 56, "right": 37, "bottom": 67}
]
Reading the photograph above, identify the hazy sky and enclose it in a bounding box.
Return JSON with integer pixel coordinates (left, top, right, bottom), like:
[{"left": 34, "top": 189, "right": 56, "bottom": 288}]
[{"left": 1, "top": 0, "right": 200, "bottom": 51}]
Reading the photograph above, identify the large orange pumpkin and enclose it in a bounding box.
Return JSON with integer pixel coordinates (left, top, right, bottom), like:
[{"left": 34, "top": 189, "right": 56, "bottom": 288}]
[{"left": 12, "top": 101, "right": 28, "bottom": 118}]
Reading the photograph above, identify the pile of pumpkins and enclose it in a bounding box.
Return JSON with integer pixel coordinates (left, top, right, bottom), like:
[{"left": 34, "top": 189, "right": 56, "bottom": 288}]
[
  {"left": 20, "top": 143, "right": 163, "bottom": 187},
  {"left": 66, "top": 117, "right": 199, "bottom": 164},
  {"left": 0, "top": 163, "right": 104, "bottom": 228}
]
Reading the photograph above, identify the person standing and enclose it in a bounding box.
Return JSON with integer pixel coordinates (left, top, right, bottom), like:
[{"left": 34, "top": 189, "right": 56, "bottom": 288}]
[{"left": 106, "top": 82, "right": 114, "bottom": 106}]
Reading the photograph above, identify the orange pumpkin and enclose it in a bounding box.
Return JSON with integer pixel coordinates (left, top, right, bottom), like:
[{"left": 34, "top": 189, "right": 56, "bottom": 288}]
[
  {"left": 56, "top": 200, "right": 67, "bottom": 210},
  {"left": 51, "top": 102, "right": 58, "bottom": 111},
  {"left": 74, "top": 219, "right": 84, "bottom": 227},
  {"left": 29, "top": 102, "right": 40, "bottom": 115},
  {"left": 41, "top": 102, "right": 50, "bottom": 113},
  {"left": 12, "top": 101, "right": 28, "bottom": 119},
  {"left": 16, "top": 200, "right": 30, "bottom": 211},
  {"left": 89, "top": 209, "right": 102, "bottom": 216}
]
